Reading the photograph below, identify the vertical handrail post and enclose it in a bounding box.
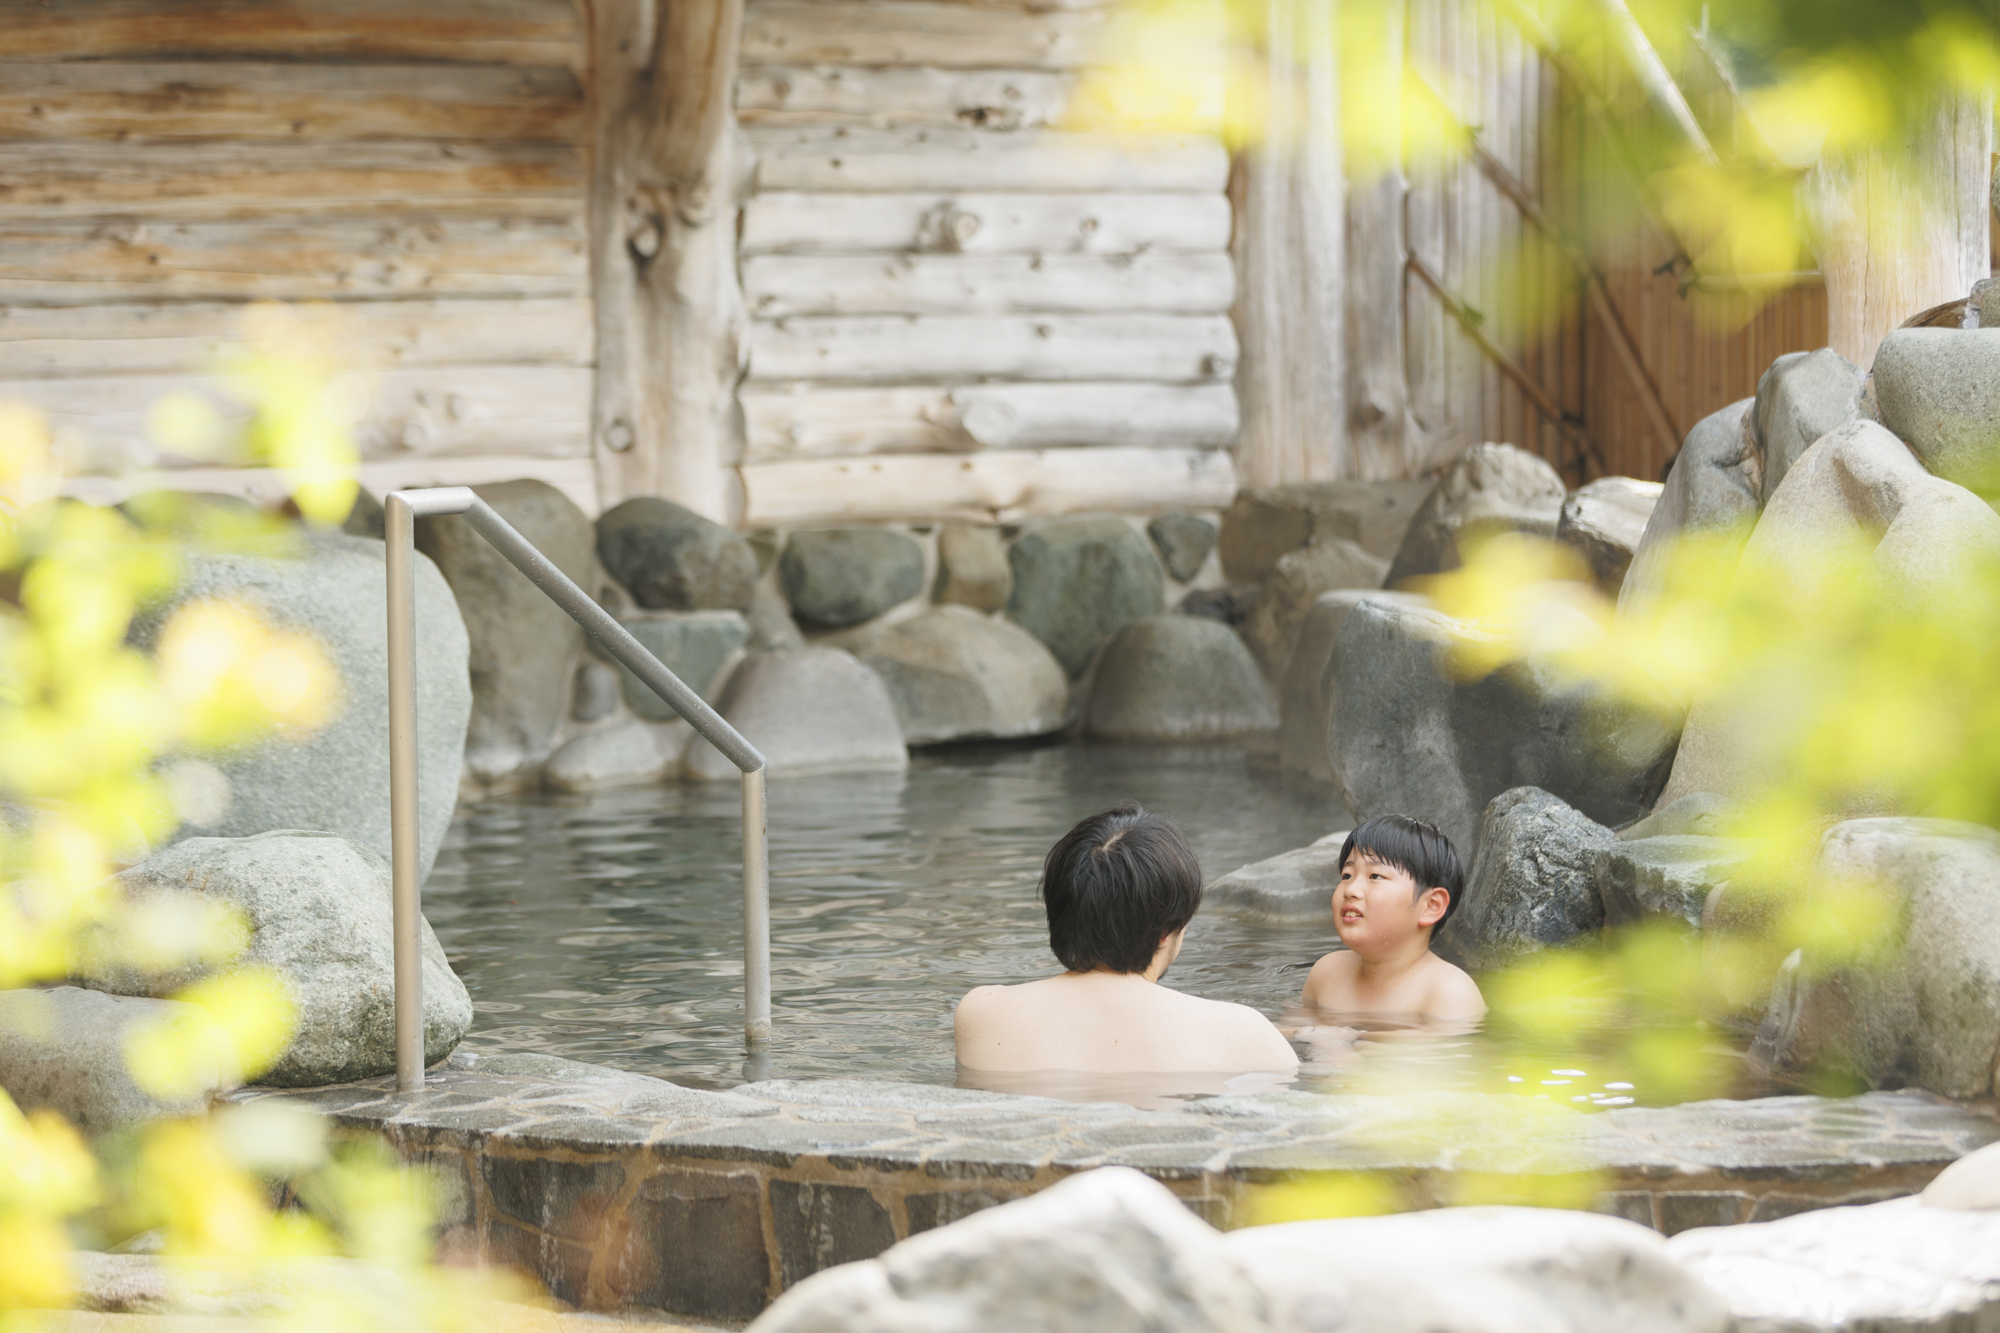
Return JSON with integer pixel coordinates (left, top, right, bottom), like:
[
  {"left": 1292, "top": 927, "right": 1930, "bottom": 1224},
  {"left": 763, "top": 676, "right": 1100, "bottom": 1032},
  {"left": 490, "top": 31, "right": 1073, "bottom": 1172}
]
[
  {"left": 742, "top": 766, "right": 771, "bottom": 1047},
  {"left": 384, "top": 493, "right": 426, "bottom": 1091}
]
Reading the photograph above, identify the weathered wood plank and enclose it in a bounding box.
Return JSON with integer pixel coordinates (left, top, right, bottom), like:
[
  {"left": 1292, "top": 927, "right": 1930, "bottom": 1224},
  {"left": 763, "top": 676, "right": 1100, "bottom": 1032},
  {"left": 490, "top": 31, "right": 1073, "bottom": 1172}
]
[
  {"left": 746, "top": 126, "right": 1230, "bottom": 192},
  {"left": 60, "top": 455, "right": 601, "bottom": 517},
  {"left": 739, "top": 445, "right": 1237, "bottom": 524},
  {"left": 0, "top": 0, "right": 584, "bottom": 66},
  {"left": 0, "top": 62, "right": 585, "bottom": 142},
  {"left": 0, "top": 298, "right": 593, "bottom": 378},
  {"left": 3, "top": 364, "right": 592, "bottom": 464},
  {"left": 0, "top": 217, "right": 587, "bottom": 305},
  {"left": 741, "top": 191, "right": 1230, "bottom": 254},
  {"left": 737, "top": 66, "right": 1076, "bottom": 129},
  {"left": 742, "top": 251, "right": 1234, "bottom": 315},
  {"left": 742, "top": 3, "right": 1108, "bottom": 69},
  {"left": 742, "top": 380, "right": 1238, "bottom": 457},
  {"left": 747, "top": 314, "right": 1237, "bottom": 381},
  {"left": 0, "top": 141, "right": 582, "bottom": 218}
]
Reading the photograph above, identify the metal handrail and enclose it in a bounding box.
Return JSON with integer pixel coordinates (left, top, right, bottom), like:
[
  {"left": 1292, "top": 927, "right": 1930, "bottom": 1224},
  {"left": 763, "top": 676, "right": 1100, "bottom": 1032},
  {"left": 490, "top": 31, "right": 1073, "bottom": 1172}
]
[{"left": 385, "top": 487, "right": 771, "bottom": 1091}]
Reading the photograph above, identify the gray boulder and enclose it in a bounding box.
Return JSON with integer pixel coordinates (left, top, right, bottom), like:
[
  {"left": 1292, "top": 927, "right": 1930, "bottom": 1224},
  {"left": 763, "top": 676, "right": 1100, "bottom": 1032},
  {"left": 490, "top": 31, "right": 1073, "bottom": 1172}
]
[
  {"left": 599, "top": 611, "right": 749, "bottom": 720},
  {"left": 1240, "top": 538, "right": 1389, "bottom": 679},
  {"left": 1873, "top": 328, "right": 2000, "bottom": 494},
  {"left": 596, "top": 497, "right": 757, "bottom": 612},
  {"left": 1753, "top": 347, "right": 1863, "bottom": 502},
  {"left": 130, "top": 533, "right": 470, "bottom": 884},
  {"left": 1660, "top": 421, "right": 2000, "bottom": 806},
  {"left": 1752, "top": 819, "right": 2000, "bottom": 1099},
  {"left": 1619, "top": 399, "right": 1762, "bottom": 622},
  {"left": 684, "top": 648, "right": 908, "bottom": 782},
  {"left": 1177, "top": 584, "right": 1258, "bottom": 628},
  {"left": 571, "top": 659, "right": 621, "bottom": 722},
  {"left": 1204, "top": 831, "right": 1348, "bottom": 921},
  {"left": 1556, "top": 477, "right": 1662, "bottom": 594},
  {"left": 780, "top": 528, "right": 925, "bottom": 628},
  {"left": 1669, "top": 1195, "right": 2000, "bottom": 1333},
  {"left": 1595, "top": 835, "right": 1753, "bottom": 932},
  {"left": 1005, "top": 517, "right": 1165, "bottom": 679},
  {"left": 342, "top": 488, "right": 386, "bottom": 540},
  {"left": 839, "top": 607, "right": 1067, "bottom": 746},
  {"left": 1083, "top": 615, "right": 1278, "bottom": 742},
  {"left": 748, "top": 1167, "right": 1266, "bottom": 1333},
  {"left": 1147, "top": 511, "right": 1218, "bottom": 582},
  {"left": 1618, "top": 792, "right": 1737, "bottom": 841},
  {"left": 543, "top": 720, "right": 684, "bottom": 793},
  {"left": 1278, "top": 591, "right": 1430, "bottom": 784},
  {"left": 1435, "top": 788, "right": 1614, "bottom": 972},
  {"left": 1328, "top": 598, "right": 1679, "bottom": 858},
  {"left": 81, "top": 832, "right": 471, "bottom": 1087},
  {"left": 0, "top": 987, "right": 233, "bottom": 1134},
  {"left": 934, "top": 526, "right": 1013, "bottom": 613},
  {"left": 747, "top": 582, "right": 807, "bottom": 650},
  {"left": 1219, "top": 479, "right": 1433, "bottom": 583},
  {"left": 416, "top": 480, "right": 593, "bottom": 787},
  {"left": 1386, "top": 443, "right": 1568, "bottom": 585}
]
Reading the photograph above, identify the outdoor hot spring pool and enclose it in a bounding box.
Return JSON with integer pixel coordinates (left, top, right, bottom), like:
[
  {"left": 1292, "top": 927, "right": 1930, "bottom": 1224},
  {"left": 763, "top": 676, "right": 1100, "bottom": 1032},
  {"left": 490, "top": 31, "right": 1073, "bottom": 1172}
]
[{"left": 427, "top": 742, "right": 1739, "bottom": 1104}]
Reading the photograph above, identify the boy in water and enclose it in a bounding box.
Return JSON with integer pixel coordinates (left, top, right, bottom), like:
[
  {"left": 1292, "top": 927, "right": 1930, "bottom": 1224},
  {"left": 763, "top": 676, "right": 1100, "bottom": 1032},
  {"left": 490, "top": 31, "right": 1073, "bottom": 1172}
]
[
  {"left": 1300, "top": 814, "right": 1485, "bottom": 1023},
  {"left": 956, "top": 804, "right": 1298, "bottom": 1075}
]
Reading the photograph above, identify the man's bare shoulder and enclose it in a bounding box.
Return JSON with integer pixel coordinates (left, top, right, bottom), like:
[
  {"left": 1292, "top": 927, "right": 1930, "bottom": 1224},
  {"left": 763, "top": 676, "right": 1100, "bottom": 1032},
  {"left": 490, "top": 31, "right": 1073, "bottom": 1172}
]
[
  {"left": 1159, "top": 987, "right": 1298, "bottom": 1067},
  {"left": 1421, "top": 954, "right": 1486, "bottom": 1019}
]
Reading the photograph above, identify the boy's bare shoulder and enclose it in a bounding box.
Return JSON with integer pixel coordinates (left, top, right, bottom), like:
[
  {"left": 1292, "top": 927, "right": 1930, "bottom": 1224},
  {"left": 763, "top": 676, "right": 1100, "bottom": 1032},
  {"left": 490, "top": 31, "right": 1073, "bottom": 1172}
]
[
  {"left": 1423, "top": 954, "right": 1486, "bottom": 1018},
  {"left": 1301, "top": 949, "right": 1356, "bottom": 1001}
]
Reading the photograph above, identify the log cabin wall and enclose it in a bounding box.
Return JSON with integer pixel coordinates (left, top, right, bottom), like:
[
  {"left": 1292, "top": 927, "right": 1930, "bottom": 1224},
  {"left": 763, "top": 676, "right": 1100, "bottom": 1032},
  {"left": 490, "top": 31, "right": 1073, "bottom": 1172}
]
[
  {"left": 728, "top": 0, "right": 1243, "bottom": 526},
  {"left": 0, "top": 0, "right": 601, "bottom": 513}
]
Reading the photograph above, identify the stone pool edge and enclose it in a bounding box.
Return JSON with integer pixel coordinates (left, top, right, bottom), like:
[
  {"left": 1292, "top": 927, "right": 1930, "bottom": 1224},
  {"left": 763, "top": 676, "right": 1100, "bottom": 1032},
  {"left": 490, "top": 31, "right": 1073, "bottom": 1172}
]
[{"left": 228, "top": 1051, "right": 2000, "bottom": 1324}]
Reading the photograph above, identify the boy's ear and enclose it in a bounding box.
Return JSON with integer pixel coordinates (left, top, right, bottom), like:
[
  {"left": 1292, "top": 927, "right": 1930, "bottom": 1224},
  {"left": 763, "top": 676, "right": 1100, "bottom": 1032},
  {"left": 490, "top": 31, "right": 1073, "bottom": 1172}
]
[{"left": 1416, "top": 886, "right": 1450, "bottom": 928}]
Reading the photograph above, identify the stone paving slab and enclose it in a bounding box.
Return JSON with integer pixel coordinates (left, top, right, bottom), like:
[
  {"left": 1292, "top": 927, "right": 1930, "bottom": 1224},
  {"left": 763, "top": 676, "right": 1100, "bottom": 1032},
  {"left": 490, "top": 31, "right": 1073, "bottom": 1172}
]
[{"left": 228, "top": 1051, "right": 2000, "bottom": 1324}]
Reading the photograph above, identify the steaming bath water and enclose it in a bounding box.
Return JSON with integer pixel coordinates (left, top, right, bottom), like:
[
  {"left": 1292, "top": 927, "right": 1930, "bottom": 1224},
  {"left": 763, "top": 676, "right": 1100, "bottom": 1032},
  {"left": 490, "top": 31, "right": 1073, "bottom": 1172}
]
[{"left": 428, "top": 742, "right": 1720, "bottom": 1103}]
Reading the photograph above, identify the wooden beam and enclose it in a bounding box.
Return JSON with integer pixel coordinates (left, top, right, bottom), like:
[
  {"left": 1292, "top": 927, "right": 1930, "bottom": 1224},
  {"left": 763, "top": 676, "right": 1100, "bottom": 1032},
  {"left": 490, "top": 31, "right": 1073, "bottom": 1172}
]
[
  {"left": 60, "top": 455, "right": 602, "bottom": 518},
  {"left": 746, "top": 126, "right": 1229, "bottom": 192},
  {"left": 736, "top": 66, "right": 1077, "bottom": 130},
  {"left": 741, "top": 3, "right": 1109, "bottom": 69},
  {"left": 743, "top": 252, "right": 1235, "bottom": 317},
  {"left": 746, "top": 314, "right": 1238, "bottom": 383},
  {"left": 740, "top": 190, "right": 1231, "bottom": 255}
]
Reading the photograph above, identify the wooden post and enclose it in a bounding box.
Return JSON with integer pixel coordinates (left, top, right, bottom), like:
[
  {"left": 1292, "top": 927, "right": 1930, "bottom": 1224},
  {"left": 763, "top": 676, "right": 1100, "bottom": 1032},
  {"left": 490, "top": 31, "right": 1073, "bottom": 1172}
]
[
  {"left": 591, "top": 0, "right": 748, "bottom": 521},
  {"left": 1807, "top": 93, "right": 1993, "bottom": 371},
  {"left": 1344, "top": 0, "right": 1418, "bottom": 481},
  {"left": 1230, "top": 0, "right": 1344, "bottom": 487}
]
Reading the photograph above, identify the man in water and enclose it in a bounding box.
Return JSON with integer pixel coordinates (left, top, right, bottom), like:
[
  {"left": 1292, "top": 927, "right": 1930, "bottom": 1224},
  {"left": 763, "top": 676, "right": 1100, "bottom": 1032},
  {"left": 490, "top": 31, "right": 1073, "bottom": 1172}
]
[{"left": 954, "top": 804, "right": 1298, "bottom": 1076}]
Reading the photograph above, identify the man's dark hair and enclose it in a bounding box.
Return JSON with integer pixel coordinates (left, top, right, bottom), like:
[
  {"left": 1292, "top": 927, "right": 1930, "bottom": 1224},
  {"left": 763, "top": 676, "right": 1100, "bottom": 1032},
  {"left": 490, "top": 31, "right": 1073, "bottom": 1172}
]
[
  {"left": 1041, "top": 804, "right": 1203, "bottom": 974},
  {"left": 1336, "top": 814, "right": 1465, "bottom": 931}
]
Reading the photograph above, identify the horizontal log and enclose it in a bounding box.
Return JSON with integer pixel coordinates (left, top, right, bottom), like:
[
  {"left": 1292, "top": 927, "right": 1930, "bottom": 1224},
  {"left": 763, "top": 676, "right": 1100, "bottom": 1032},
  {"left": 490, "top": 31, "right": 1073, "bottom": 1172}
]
[
  {"left": 748, "top": 314, "right": 1238, "bottom": 382},
  {"left": 742, "top": 380, "right": 1239, "bottom": 458},
  {"left": 0, "top": 215, "right": 587, "bottom": 306},
  {"left": 743, "top": 251, "right": 1233, "bottom": 316},
  {"left": 0, "top": 298, "right": 593, "bottom": 378},
  {"left": 1, "top": 0, "right": 584, "bottom": 66},
  {"left": 0, "top": 140, "right": 582, "bottom": 218},
  {"left": 741, "top": 191, "right": 1230, "bottom": 255},
  {"left": 0, "top": 62, "right": 584, "bottom": 142},
  {"left": 742, "top": 3, "right": 1108, "bottom": 68},
  {"left": 746, "top": 126, "right": 1230, "bottom": 192},
  {"left": 737, "top": 66, "right": 1076, "bottom": 130},
  {"left": 2, "top": 364, "right": 591, "bottom": 465},
  {"left": 739, "top": 445, "right": 1237, "bottom": 524},
  {"left": 60, "top": 454, "right": 602, "bottom": 517}
]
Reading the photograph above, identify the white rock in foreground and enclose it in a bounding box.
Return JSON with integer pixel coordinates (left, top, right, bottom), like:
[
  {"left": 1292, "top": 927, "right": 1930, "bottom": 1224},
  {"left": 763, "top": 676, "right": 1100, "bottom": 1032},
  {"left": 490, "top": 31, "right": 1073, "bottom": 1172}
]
[{"left": 0, "top": 987, "right": 233, "bottom": 1133}]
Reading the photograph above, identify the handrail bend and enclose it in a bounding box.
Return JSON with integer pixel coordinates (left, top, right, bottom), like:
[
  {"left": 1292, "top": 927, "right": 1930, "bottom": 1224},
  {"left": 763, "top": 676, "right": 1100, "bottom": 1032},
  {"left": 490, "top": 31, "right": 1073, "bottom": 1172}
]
[{"left": 385, "top": 488, "right": 771, "bottom": 1091}]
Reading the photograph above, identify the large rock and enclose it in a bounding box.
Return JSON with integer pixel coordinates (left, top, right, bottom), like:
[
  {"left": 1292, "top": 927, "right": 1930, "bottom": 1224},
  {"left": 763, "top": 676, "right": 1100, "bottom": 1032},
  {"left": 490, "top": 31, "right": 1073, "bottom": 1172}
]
[
  {"left": 1328, "top": 598, "right": 1679, "bottom": 858},
  {"left": 747, "top": 583, "right": 807, "bottom": 650},
  {"left": 1234, "top": 1206, "right": 1727, "bottom": 1333},
  {"left": 1277, "top": 590, "right": 1429, "bottom": 783},
  {"left": 0, "top": 987, "right": 233, "bottom": 1133},
  {"left": 779, "top": 528, "right": 925, "bottom": 628},
  {"left": 130, "top": 533, "right": 470, "bottom": 883},
  {"left": 1435, "top": 788, "right": 1614, "bottom": 972},
  {"left": 595, "top": 497, "right": 756, "bottom": 612},
  {"left": 1751, "top": 819, "right": 2000, "bottom": 1099},
  {"left": 1240, "top": 538, "right": 1389, "bottom": 679},
  {"left": 1219, "top": 479, "right": 1433, "bottom": 583},
  {"left": 1146, "top": 511, "right": 1218, "bottom": 582},
  {"left": 839, "top": 607, "right": 1067, "bottom": 746},
  {"left": 415, "top": 479, "right": 593, "bottom": 786},
  {"left": 748, "top": 1167, "right": 1267, "bottom": 1333},
  {"left": 1618, "top": 399, "right": 1762, "bottom": 621},
  {"left": 1005, "top": 517, "right": 1164, "bottom": 679},
  {"left": 684, "top": 648, "right": 908, "bottom": 782},
  {"left": 542, "top": 720, "right": 684, "bottom": 793},
  {"left": 1385, "top": 443, "right": 1569, "bottom": 586},
  {"left": 1594, "top": 835, "right": 1752, "bottom": 932},
  {"left": 1203, "top": 831, "right": 1348, "bottom": 921},
  {"left": 1873, "top": 327, "right": 2000, "bottom": 494},
  {"left": 1556, "top": 477, "right": 1662, "bottom": 594},
  {"left": 1669, "top": 1195, "right": 2000, "bottom": 1333},
  {"left": 80, "top": 832, "right": 471, "bottom": 1087},
  {"left": 599, "top": 611, "right": 749, "bottom": 720},
  {"left": 933, "top": 526, "right": 1012, "bottom": 612},
  {"left": 1618, "top": 792, "right": 1737, "bottom": 841},
  {"left": 1083, "top": 615, "right": 1278, "bottom": 742},
  {"left": 1660, "top": 420, "right": 2000, "bottom": 806},
  {"left": 1752, "top": 347, "right": 1864, "bottom": 502}
]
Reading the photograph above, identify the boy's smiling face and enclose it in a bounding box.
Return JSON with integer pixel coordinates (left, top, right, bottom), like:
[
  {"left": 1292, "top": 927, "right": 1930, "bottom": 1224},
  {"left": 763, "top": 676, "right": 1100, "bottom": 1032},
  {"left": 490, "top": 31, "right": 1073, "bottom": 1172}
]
[{"left": 1334, "top": 851, "right": 1449, "bottom": 955}]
